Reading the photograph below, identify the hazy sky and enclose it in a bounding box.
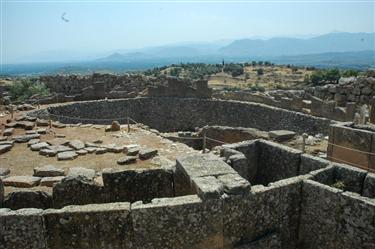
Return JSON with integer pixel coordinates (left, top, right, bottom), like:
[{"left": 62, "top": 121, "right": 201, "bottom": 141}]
[{"left": 1, "top": 0, "right": 374, "bottom": 63}]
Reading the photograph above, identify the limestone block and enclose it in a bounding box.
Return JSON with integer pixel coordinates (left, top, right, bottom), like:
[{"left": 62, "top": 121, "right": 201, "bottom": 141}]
[
  {"left": 362, "top": 173, "right": 375, "bottom": 198},
  {"left": 102, "top": 168, "right": 173, "bottom": 203},
  {"left": 299, "top": 180, "right": 342, "bottom": 249},
  {"left": 43, "top": 202, "right": 132, "bottom": 249},
  {"left": 3, "top": 191, "right": 52, "bottom": 210},
  {"left": 300, "top": 153, "right": 330, "bottom": 175},
  {"left": 2, "top": 176, "right": 41, "bottom": 188},
  {"left": 68, "top": 167, "right": 95, "bottom": 179},
  {"left": 0, "top": 208, "right": 47, "bottom": 249},
  {"left": 53, "top": 176, "right": 106, "bottom": 208},
  {"left": 132, "top": 195, "right": 223, "bottom": 249}
]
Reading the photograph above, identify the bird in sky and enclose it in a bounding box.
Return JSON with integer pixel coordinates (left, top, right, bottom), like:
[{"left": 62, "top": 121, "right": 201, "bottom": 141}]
[{"left": 61, "top": 12, "right": 70, "bottom": 23}]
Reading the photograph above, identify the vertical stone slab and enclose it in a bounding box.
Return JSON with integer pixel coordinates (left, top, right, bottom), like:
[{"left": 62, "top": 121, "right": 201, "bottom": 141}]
[
  {"left": 299, "top": 180, "right": 342, "bottom": 249},
  {"left": 102, "top": 168, "right": 174, "bottom": 203},
  {"left": 0, "top": 208, "right": 47, "bottom": 249},
  {"left": 43, "top": 202, "right": 132, "bottom": 249},
  {"left": 362, "top": 173, "right": 375, "bottom": 198},
  {"left": 256, "top": 141, "right": 301, "bottom": 185},
  {"left": 370, "top": 96, "right": 375, "bottom": 124},
  {"left": 299, "top": 154, "right": 330, "bottom": 175},
  {"left": 270, "top": 176, "right": 306, "bottom": 249},
  {"left": 132, "top": 195, "right": 223, "bottom": 249},
  {"left": 336, "top": 192, "right": 375, "bottom": 249},
  {"left": 0, "top": 179, "right": 3, "bottom": 208},
  {"left": 222, "top": 185, "right": 280, "bottom": 248}
]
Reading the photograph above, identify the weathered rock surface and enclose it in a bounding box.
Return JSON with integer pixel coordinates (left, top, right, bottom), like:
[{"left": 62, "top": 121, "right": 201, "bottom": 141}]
[
  {"left": 139, "top": 148, "right": 158, "bottom": 160},
  {"left": 0, "top": 168, "right": 10, "bottom": 176},
  {"left": 68, "top": 167, "right": 96, "bottom": 179},
  {"left": 117, "top": 156, "right": 137, "bottom": 165},
  {"left": 3, "top": 128, "right": 14, "bottom": 136},
  {"left": 53, "top": 176, "right": 106, "bottom": 208},
  {"left": 13, "top": 134, "right": 40, "bottom": 143},
  {"left": 2, "top": 176, "right": 41, "bottom": 187},
  {"left": 269, "top": 130, "right": 296, "bottom": 142},
  {"left": 57, "top": 151, "right": 78, "bottom": 160},
  {"left": 39, "top": 148, "right": 57, "bottom": 157},
  {"left": 68, "top": 139, "right": 85, "bottom": 150},
  {"left": 30, "top": 142, "right": 50, "bottom": 151},
  {"left": 3, "top": 191, "right": 52, "bottom": 210},
  {"left": 40, "top": 176, "right": 65, "bottom": 187},
  {"left": 0, "top": 144, "right": 12, "bottom": 154},
  {"left": 33, "top": 165, "right": 65, "bottom": 177}
]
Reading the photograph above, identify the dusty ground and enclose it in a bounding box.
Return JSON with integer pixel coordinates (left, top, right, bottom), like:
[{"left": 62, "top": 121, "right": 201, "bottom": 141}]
[{"left": 1, "top": 110, "right": 197, "bottom": 194}]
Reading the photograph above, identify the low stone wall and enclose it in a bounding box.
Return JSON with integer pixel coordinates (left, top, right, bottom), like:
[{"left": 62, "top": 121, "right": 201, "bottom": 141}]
[{"left": 29, "top": 97, "right": 333, "bottom": 135}]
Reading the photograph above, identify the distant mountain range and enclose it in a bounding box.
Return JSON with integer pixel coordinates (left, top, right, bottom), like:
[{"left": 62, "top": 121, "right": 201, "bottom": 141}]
[{"left": 2, "top": 32, "right": 374, "bottom": 75}]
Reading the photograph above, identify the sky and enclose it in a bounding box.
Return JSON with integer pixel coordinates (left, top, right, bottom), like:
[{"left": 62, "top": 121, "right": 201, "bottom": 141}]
[{"left": 1, "top": 0, "right": 374, "bottom": 63}]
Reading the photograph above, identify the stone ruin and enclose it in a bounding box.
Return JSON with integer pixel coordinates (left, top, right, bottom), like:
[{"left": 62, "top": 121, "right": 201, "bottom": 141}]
[
  {"left": 1, "top": 74, "right": 211, "bottom": 105},
  {"left": 1, "top": 139, "right": 374, "bottom": 248},
  {"left": 213, "top": 73, "right": 375, "bottom": 123},
  {"left": 1, "top": 75, "right": 375, "bottom": 248}
]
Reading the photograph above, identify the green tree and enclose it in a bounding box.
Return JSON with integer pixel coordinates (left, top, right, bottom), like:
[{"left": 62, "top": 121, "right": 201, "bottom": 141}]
[{"left": 9, "top": 79, "right": 50, "bottom": 101}]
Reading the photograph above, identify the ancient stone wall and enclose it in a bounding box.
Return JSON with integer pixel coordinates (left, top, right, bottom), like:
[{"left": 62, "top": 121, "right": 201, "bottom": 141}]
[
  {"left": 29, "top": 97, "right": 333, "bottom": 135},
  {"left": 1, "top": 140, "right": 375, "bottom": 249}
]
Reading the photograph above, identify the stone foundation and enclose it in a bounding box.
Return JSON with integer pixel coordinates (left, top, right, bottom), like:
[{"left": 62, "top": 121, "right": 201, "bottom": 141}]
[{"left": 1, "top": 139, "right": 374, "bottom": 249}]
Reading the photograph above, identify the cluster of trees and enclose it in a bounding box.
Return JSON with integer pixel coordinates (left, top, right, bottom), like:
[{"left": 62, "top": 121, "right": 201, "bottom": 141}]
[
  {"left": 306, "top": 68, "right": 360, "bottom": 86},
  {"left": 9, "top": 79, "right": 50, "bottom": 101},
  {"left": 223, "top": 63, "right": 244, "bottom": 77}
]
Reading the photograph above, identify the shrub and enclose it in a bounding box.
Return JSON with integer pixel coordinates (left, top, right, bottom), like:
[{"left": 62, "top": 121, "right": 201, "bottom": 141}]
[
  {"left": 9, "top": 79, "right": 50, "bottom": 101},
  {"left": 257, "top": 68, "right": 264, "bottom": 76}
]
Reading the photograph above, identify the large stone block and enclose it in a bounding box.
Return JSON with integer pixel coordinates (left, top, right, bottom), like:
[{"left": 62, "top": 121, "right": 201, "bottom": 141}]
[
  {"left": 0, "top": 208, "right": 47, "bottom": 249},
  {"left": 43, "top": 202, "right": 132, "bottom": 249},
  {"left": 3, "top": 191, "right": 52, "bottom": 210},
  {"left": 102, "top": 168, "right": 173, "bottom": 203},
  {"left": 336, "top": 192, "right": 375, "bottom": 249},
  {"left": 132, "top": 195, "right": 223, "bottom": 249},
  {"left": 256, "top": 141, "right": 301, "bottom": 185},
  {"left": 362, "top": 173, "right": 375, "bottom": 198},
  {"left": 299, "top": 180, "right": 342, "bottom": 249},
  {"left": 53, "top": 176, "right": 106, "bottom": 208},
  {"left": 300, "top": 153, "right": 330, "bottom": 175}
]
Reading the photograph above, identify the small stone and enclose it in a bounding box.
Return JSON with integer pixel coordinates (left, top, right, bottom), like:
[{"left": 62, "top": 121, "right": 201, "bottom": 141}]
[
  {"left": 30, "top": 142, "right": 50, "bottom": 151},
  {"left": 0, "top": 140, "right": 14, "bottom": 146},
  {"left": 95, "top": 147, "right": 108, "bottom": 154},
  {"left": 34, "top": 165, "right": 65, "bottom": 177},
  {"left": 0, "top": 144, "right": 12, "bottom": 154},
  {"left": 85, "top": 147, "right": 97, "bottom": 154},
  {"left": 68, "top": 167, "right": 95, "bottom": 179},
  {"left": 48, "top": 145, "right": 73, "bottom": 153},
  {"left": 57, "top": 151, "right": 78, "bottom": 160},
  {"left": 27, "top": 139, "right": 41, "bottom": 146},
  {"left": 0, "top": 168, "right": 10, "bottom": 176},
  {"left": 117, "top": 156, "right": 137, "bottom": 165},
  {"left": 39, "top": 148, "right": 57, "bottom": 157},
  {"left": 36, "top": 128, "right": 47, "bottom": 134},
  {"left": 0, "top": 136, "right": 8, "bottom": 141},
  {"left": 36, "top": 119, "right": 49, "bottom": 126},
  {"left": 40, "top": 176, "right": 65, "bottom": 187},
  {"left": 48, "top": 138, "right": 69, "bottom": 146},
  {"left": 26, "top": 130, "right": 37, "bottom": 135},
  {"left": 13, "top": 134, "right": 40, "bottom": 143},
  {"left": 111, "top": 121, "right": 121, "bottom": 131},
  {"left": 127, "top": 147, "right": 140, "bottom": 156},
  {"left": 139, "top": 149, "right": 158, "bottom": 160},
  {"left": 76, "top": 149, "right": 88, "bottom": 155},
  {"left": 55, "top": 133, "right": 66, "bottom": 138},
  {"left": 2, "top": 176, "right": 41, "bottom": 187},
  {"left": 17, "top": 121, "right": 35, "bottom": 130},
  {"left": 269, "top": 130, "right": 296, "bottom": 142},
  {"left": 69, "top": 140, "right": 85, "bottom": 150},
  {"left": 93, "top": 140, "right": 103, "bottom": 144},
  {"left": 3, "top": 128, "right": 14, "bottom": 136}
]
